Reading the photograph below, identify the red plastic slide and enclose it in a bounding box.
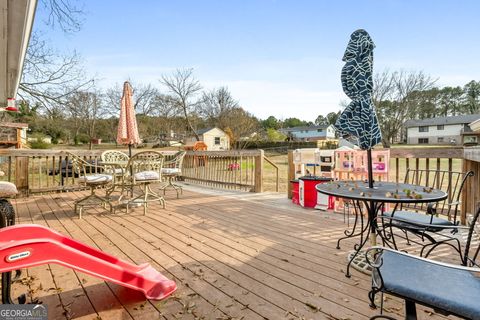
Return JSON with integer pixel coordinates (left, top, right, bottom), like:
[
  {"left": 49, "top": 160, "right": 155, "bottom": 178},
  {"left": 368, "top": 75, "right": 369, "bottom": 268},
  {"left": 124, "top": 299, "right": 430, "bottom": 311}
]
[{"left": 0, "top": 224, "right": 176, "bottom": 300}]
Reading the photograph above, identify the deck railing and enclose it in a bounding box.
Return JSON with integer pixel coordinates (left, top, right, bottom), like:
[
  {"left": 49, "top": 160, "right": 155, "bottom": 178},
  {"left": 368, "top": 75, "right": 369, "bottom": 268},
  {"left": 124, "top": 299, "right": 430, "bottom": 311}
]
[
  {"left": 0, "top": 149, "right": 268, "bottom": 194},
  {"left": 183, "top": 150, "right": 265, "bottom": 192}
]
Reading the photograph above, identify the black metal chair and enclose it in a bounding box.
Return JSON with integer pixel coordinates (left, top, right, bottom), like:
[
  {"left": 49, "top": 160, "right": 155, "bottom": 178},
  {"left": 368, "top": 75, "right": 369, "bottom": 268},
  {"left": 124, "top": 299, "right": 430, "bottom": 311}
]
[
  {"left": 367, "top": 205, "right": 480, "bottom": 320},
  {"left": 378, "top": 169, "right": 474, "bottom": 260}
]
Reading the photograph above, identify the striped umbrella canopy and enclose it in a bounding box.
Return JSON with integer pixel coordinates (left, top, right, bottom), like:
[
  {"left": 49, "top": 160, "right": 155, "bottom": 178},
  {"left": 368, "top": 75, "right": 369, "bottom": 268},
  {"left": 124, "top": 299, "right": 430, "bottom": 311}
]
[
  {"left": 117, "top": 81, "right": 141, "bottom": 154},
  {"left": 335, "top": 29, "right": 382, "bottom": 150}
]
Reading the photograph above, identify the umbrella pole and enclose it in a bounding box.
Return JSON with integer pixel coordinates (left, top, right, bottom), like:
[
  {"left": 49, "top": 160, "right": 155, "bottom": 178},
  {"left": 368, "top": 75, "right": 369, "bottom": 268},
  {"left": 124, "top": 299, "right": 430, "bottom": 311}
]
[
  {"left": 367, "top": 148, "right": 373, "bottom": 188},
  {"left": 128, "top": 144, "right": 132, "bottom": 157}
]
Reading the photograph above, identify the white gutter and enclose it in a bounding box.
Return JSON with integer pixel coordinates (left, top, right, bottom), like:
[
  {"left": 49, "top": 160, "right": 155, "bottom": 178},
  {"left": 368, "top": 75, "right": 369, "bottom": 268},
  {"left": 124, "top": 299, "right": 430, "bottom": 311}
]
[
  {"left": 1, "top": 0, "right": 38, "bottom": 106},
  {"left": 9, "top": 0, "right": 37, "bottom": 99}
]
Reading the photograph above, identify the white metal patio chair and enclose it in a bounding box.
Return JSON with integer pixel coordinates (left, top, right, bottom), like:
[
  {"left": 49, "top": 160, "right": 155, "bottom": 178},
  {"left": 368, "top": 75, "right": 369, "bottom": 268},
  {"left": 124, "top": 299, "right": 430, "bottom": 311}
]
[
  {"left": 101, "top": 150, "right": 129, "bottom": 199},
  {"left": 67, "top": 152, "right": 113, "bottom": 219},
  {"left": 160, "top": 151, "right": 186, "bottom": 198},
  {"left": 125, "top": 151, "right": 166, "bottom": 215}
]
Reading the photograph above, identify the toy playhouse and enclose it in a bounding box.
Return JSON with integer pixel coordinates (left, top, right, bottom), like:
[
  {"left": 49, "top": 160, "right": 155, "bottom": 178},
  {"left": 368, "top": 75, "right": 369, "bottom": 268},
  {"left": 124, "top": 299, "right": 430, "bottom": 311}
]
[
  {"left": 333, "top": 147, "right": 389, "bottom": 181},
  {"left": 291, "top": 148, "right": 335, "bottom": 209},
  {"left": 332, "top": 147, "right": 390, "bottom": 212}
]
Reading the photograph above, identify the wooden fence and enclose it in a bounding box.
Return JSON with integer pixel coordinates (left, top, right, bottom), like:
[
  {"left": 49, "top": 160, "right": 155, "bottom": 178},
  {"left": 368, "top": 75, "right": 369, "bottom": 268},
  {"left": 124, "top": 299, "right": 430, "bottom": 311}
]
[{"left": 0, "top": 149, "right": 273, "bottom": 194}]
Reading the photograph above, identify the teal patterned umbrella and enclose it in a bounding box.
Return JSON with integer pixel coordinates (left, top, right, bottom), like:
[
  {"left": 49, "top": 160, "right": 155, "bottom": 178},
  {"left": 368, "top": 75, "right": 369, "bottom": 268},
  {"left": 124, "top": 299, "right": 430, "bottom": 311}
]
[{"left": 335, "top": 29, "right": 382, "bottom": 150}]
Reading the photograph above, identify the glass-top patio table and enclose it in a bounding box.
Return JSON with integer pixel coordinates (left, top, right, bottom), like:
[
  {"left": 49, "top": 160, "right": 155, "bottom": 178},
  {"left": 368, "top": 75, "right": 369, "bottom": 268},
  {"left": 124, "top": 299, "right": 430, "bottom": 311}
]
[{"left": 316, "top": 180, "right": 447, "bottom": 277}]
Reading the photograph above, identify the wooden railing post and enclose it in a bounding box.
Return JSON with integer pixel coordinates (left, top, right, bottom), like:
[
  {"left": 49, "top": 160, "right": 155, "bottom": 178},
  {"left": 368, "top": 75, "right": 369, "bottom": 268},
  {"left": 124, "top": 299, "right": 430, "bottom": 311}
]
[
  {"left": 254, "top": 149, "right": 264, "bottom": 193},
  {"left": 287, "top": 150, "right": 294, "bottom": 199},
  {"left": 15, "top": 156, "right": 29, "bottom": 196}
]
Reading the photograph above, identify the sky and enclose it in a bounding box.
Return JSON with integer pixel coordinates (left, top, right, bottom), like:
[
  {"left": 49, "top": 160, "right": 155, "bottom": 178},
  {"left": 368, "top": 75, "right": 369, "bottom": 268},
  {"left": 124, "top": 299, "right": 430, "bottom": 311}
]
[{"left": 34, "top": 0, "right": 480, "bottom": 121}]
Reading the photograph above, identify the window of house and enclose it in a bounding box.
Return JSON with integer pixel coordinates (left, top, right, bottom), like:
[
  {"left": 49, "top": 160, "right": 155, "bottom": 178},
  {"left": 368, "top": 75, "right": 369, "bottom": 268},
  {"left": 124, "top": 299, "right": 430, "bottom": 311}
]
[
  {"left": 437, "top": 137, "right": 444, "bottom": 143},
  {"left": 419, "top": 126, "right": 429, "bottom": 132},
  {"left": 464, "top": 136, "right": 478, "bottom": 144},
  {"left": 317, "top": 129, "right": 323, "bottom": 132},
  {"left": 418, "top": 138, "right": 429, "bottom": 144},
  {"left": 437, "top": 125, "right": 444, "bottom": 130},
  {"left": 214, "top": 137, "right": 220, "bottom": 145}
]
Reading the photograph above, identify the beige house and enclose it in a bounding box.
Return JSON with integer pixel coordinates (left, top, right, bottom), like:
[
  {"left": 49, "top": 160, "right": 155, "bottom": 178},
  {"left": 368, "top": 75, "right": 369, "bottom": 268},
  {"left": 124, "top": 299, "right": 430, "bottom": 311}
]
[
  {"left": 185, "top": 127, "right": 230, "bottom": 151},
  {"left": 405, "top": 114, "right": 480, "bottom": 145}
]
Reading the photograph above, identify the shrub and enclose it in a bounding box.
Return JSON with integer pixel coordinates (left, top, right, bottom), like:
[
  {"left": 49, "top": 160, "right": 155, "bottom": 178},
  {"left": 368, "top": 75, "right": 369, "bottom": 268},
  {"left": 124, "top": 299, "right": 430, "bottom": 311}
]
[{"left": 29, "top": 140, "right": 51, "bottom": 149}]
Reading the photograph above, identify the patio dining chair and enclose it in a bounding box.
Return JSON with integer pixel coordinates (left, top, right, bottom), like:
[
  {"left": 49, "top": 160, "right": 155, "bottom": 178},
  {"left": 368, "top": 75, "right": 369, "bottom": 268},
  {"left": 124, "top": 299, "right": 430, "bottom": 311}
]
[
  {"left": 125, "top": 151, "right": 166, "bottom": 215},
  {"left": 367, "top": 205, "right": 480, "bottom": 320},
  {"left": 101, "top": 150, "right": 129, "bottom": 199},
  {"left": 378, "top": 168, "right": 474, "bottom": 260},
  {"left": 160, "top": 151, "right": 186, "bottom": 198},
  {"left": 67, "top": 152, "right": 113, "bottom": 219}
]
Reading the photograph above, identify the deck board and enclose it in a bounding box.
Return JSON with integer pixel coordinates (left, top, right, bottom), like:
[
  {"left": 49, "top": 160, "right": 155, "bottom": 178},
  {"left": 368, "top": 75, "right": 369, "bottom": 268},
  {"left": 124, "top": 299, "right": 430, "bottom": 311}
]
[{"left": 5, "top": 186, "right": 460, "bottom": 320}]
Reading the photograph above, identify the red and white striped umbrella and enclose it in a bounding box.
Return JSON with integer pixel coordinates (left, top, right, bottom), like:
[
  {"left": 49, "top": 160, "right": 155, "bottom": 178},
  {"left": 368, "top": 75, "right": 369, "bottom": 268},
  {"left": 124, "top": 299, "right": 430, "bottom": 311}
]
[{"left": 117, "top": 82, "right": 141, "bottom": 150}]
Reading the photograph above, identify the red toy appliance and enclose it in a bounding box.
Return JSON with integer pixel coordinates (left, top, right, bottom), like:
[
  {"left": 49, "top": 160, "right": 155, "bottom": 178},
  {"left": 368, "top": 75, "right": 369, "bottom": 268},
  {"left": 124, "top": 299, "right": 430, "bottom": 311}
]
[{"left": 299, "top": 176, "right": 334, "bottom": 209}]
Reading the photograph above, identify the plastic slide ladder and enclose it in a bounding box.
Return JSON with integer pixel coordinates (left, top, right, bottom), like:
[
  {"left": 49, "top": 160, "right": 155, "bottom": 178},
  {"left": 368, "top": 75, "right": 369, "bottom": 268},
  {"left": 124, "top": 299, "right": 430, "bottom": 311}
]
[{"left": 0, "top": 224, "right": 176, "bottom": 300}]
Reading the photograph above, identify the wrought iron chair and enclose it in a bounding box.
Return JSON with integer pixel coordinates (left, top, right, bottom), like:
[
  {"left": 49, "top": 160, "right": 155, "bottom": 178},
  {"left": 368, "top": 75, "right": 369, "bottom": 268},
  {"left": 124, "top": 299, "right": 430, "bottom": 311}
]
[
  {"left": 100, "top": 150, "right": 129, "bottom": 199},
  {"left": 367, "top": 205, "right": 480, "bottom": 320},
  {"left": 67, "top": 152, "right": 113, "bottom": 219},
  {"left": 378, "top": 169, "right": 474, "bottom": 260},
  {"left": 125, "top": 151, "right": 166, "bottom": 215},
  {"left": 160, "top": 151, "right": 186, "bottom": 198}
]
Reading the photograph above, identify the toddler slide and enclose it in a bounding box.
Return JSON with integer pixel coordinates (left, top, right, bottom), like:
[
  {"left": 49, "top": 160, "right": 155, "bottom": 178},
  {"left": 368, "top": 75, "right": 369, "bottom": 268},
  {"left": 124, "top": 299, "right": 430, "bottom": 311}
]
[{"left": 0, "top": 224, "right": 176, "bottom": 300}]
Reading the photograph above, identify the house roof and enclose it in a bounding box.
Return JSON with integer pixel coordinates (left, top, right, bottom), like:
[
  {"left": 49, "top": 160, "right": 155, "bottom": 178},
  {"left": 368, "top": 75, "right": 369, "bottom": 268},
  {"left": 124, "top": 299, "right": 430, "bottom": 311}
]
[
  {"left": 196, "top": 128, "right": 213, "bottom": 135},
  {"left": 0, "top": 122, "right": 28, "bottom": 128},
  {"left": 195, "top": 127, "right": 226, "bottom": 135},
  {"left": 404, "top": 114, "right": 480, "bottom": 128},
  {"left": 280, "top": 125, "right": 332, "bottom": 132}
]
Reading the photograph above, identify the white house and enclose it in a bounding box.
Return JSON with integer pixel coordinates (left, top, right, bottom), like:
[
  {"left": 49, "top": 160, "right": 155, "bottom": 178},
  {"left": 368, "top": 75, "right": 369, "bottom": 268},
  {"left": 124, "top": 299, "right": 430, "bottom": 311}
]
[
  {"left": 184, "top": 127, "right": 230, "bottom": 151},
  {"left": 280, "top": 125, "right": 336, "bottom": 142},
  {"left": 404, "top": 114, "right": 480, "bottom": 145}
]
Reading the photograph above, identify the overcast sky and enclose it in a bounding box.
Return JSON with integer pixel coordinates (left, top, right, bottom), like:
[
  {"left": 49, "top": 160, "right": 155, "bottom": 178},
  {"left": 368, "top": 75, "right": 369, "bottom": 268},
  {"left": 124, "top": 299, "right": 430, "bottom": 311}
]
[{"left": 35, "top": 0, "right": 480, "bottom": 121}]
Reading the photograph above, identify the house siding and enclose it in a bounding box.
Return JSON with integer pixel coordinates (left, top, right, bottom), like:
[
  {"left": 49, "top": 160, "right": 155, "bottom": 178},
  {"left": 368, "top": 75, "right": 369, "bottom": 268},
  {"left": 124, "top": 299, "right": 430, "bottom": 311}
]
[
  {"left": 407, "top": 124, "right": 463, "bottom": 145},
  {"left": 287, "top": 125, "right": 336, "bottom": 141},
  {"left": 203, "top": 128, "right": 230, "bottom": 150},
  {"left": 184, "top": 128, "right": 230, "bottom": 150}
]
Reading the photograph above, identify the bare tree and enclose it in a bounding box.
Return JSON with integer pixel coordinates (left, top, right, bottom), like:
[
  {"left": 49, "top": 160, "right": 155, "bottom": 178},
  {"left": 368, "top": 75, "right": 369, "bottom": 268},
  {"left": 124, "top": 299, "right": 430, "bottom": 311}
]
[
  {"left": 18, "top": 1, "right": 93, "bottom": 117},
  {"left": 221, "top": 107, "right": 260, "bottom": 148},
  {"left": 66, "top": 90, "right": 106, "bottom": 149},
  {"left": 373, "top": 70, "right": 436, "bottom": 147},
  {"left": 152, "top": 93, "right": 180, "bottom": 118},
  {"left": 161, "top": 69, "right": 202, "bottom": 140},
  {"left": 198, "top": 87, "right": 239, "bottom": 128},
  {"left": 105, "top": 81, "right": 159, "bottom": 116},
  {"left": 18, "top": 33, "right": 94, "bottom": 117},
  {"left": 39, "top": 0, "right": 85, "bottom": 33}
]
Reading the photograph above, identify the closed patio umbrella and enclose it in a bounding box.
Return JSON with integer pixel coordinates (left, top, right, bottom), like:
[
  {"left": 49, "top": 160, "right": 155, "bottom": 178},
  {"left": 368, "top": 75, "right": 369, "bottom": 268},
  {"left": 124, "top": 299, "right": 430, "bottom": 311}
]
[
  {"left": 334, "top": 29, "right": 382, "bottom": 188},
  {"left": 117, "top": 81, "right": 141, "bottom": 156}
]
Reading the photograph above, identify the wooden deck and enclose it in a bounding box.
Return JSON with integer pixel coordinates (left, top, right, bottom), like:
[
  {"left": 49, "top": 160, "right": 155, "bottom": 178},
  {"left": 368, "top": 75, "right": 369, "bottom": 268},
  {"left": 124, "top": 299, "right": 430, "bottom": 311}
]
[{"left": 8, "top": 186, "right": 458, "bottom": 320}]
